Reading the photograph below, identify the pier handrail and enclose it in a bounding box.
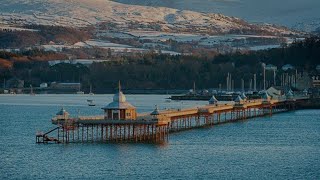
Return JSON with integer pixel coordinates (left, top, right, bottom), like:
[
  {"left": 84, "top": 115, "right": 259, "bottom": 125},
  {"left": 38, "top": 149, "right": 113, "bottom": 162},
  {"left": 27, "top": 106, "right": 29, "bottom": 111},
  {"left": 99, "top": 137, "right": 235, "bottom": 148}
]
[{"left": 77, "top": 115, "right": 104, "bottom": 121}]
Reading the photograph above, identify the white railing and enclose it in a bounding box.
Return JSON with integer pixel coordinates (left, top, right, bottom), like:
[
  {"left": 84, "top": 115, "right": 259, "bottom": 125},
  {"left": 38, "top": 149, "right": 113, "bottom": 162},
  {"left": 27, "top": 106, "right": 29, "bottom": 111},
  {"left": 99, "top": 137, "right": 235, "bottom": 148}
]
[{"left": 77, "top": 115, "right": 104, "bottom": 121}]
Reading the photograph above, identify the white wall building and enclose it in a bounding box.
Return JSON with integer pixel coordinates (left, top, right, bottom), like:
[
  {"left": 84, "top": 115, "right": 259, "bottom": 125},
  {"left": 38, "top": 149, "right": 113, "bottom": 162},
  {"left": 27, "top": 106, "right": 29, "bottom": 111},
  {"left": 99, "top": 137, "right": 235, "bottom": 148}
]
[{"left": 40, "top": 83, "right": 48, "bottom": 88}]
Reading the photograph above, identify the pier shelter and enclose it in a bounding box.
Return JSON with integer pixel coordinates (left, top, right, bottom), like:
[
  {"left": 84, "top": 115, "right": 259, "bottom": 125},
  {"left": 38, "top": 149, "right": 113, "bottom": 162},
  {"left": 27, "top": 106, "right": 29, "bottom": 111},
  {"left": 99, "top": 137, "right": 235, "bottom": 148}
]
[{"left": 102, "top": 87, "right": 137, "bottom": 120}]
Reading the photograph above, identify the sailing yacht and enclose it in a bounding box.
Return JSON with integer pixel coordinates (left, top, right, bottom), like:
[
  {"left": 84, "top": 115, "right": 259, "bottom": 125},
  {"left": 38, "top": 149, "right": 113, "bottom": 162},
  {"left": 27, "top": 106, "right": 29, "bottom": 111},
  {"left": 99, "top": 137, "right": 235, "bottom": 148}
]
[
  {"left": 30, "top": 85, "right": 35, "bottom": 95},
  {"left": 76, "top": 91, "right": 84, "bottom": 94},
  {"left": 76, "top": 83, "right": 84, "bottom": 94},
  {"left": 89, "top": 84, "right": 94, "bottom": 95}
]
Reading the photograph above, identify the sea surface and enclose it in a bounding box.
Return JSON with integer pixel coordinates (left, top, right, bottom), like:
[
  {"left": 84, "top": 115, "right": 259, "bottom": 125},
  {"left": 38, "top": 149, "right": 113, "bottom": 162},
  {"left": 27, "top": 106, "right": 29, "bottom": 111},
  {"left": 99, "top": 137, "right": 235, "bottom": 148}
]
[{"left": 0, "top": 94, "right": 319, "bottom": 179}]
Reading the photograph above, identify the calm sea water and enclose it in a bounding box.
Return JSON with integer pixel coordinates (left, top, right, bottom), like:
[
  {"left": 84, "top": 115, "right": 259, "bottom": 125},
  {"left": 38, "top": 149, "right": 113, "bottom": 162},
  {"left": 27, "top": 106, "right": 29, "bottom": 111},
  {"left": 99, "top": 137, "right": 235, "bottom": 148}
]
[{"left": 0, "top": 94, "right": 319, "bottom": 179}]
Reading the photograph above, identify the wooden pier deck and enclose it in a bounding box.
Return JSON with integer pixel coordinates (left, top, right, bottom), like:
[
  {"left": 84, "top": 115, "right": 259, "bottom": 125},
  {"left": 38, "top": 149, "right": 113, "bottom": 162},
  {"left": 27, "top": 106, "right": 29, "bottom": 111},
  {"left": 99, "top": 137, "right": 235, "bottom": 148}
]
[{"left": 36, "top": 95, "right": 312, "bottom": 144}]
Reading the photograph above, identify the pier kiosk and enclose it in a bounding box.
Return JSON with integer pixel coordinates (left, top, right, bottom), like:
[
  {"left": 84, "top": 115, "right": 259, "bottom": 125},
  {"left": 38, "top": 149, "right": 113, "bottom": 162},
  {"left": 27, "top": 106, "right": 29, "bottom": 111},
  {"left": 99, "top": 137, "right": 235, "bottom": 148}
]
[{"left": 102, "top": 87, "right": 137, "bottom": 120}]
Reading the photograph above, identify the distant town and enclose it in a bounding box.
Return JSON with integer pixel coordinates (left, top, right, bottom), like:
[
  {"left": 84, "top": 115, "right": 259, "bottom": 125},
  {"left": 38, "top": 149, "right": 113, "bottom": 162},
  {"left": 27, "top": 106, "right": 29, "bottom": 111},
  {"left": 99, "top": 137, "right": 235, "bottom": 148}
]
[{"left": 1, "top": 35, "right": 320, "bottom": 96}]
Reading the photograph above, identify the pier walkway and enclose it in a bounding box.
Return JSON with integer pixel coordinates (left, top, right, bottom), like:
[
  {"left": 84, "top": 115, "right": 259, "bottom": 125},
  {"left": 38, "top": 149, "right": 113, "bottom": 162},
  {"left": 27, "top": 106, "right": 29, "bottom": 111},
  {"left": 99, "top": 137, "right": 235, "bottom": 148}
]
[{"left": 36, "top": 93, "right": 312, "bottom": 144}]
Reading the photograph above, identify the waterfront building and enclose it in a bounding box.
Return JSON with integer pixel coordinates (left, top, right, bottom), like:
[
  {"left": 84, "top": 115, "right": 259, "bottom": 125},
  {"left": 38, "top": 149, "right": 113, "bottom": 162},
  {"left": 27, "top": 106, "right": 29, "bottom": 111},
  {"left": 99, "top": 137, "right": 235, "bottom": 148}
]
[{"left": 50, "top": 82, "right": 80, "bottom": 90}]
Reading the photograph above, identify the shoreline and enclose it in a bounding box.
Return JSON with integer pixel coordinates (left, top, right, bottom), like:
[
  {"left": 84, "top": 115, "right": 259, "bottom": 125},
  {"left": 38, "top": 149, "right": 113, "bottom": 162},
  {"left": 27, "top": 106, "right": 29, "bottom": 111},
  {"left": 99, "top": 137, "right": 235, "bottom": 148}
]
[{"left": 0, "top": 88, "right": 189, "bottom": 95}]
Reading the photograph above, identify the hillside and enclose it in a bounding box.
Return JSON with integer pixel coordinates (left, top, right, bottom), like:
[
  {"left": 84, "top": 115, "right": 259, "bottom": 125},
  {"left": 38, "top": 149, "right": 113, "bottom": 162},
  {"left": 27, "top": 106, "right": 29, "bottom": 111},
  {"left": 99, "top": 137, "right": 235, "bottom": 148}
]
[
  {"left": 114, "top": 0, "right": 320, "bottom": 32},
  {"left": 0, "top": 0, "right": 297, "bottom": 36}
]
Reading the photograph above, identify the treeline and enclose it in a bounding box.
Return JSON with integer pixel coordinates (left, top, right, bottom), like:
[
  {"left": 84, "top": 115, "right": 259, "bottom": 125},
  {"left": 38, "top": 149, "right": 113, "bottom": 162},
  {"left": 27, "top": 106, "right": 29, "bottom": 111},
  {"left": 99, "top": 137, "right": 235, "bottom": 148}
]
[
  {"left": 89, "top": 37, "right": 320, "bottom": 90},
  {"left": 0, "top": 49, "right": 67, "bottom": 71},
  {"left": 0, "top": 25, "right": 92, "bottom": 48},
  {"left": 213, "top": 37, "right": 320, "bottom": 69},
  {"left": 0, "top": 49, "right": 67, "bottom": 62},
  {"left": 0, "top": 37, "right": 319, "bottom": 91}
]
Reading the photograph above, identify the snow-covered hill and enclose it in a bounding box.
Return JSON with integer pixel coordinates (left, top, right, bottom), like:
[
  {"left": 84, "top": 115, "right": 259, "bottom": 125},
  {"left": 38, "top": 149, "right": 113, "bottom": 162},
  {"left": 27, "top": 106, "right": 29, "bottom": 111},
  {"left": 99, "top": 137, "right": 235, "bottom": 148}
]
[
  {"left": 0, "top": 0, "right": 297, "bottom": 36},
  {"left": 114, "top": 0, "right": 320, "bottom": 32}
]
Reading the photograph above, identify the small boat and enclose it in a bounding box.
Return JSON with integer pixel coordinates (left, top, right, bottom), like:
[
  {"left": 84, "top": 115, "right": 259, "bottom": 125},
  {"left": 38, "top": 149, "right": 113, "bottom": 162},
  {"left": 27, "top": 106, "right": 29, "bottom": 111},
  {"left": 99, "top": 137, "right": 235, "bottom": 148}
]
[
  {"left": 76, "top": 91, "right": 84, "bottom": 94},
  {"left": 87, "top": 99, "right": 96, "bottom": 106},
  {"left": 76, "top": 80, "right": 84, "bottom": 94}
]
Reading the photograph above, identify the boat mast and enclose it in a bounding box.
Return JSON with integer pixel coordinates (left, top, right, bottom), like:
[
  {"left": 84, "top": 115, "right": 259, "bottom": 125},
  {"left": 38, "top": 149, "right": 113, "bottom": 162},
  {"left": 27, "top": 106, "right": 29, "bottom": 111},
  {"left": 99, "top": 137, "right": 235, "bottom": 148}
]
[
  {"left": 78, "top": 75, "right": 81, "bottom": 92},
  {"left": 30, "top": 84, "right": 33, "bottom": 94},
  {"left": 193, "top": 81, "right": 195, "bottom": 94}
]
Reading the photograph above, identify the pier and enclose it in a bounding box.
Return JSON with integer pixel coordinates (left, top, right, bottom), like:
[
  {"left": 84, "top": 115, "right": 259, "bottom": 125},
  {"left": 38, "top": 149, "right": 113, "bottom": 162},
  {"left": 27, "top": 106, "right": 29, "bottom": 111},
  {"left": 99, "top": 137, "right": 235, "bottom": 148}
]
[{"left": 36, "top": 87, "right": 314, "bottom": 144}]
